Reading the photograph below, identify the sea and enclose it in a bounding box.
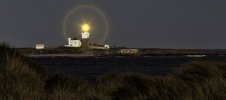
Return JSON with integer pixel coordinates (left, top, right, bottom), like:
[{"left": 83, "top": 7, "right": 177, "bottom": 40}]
[{"left": 30, "top": 55, "right": 226, "bottom": 81}]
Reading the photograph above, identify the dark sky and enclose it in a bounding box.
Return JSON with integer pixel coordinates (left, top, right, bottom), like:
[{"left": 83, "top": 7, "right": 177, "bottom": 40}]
[{"left": 0, "top": 0, "right": 226, "bottom": 49}]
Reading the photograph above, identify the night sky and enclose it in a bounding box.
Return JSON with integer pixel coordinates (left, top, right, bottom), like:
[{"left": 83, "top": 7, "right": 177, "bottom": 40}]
[{"left": 0, "top": 0, "right": 226, "bottom": 49}]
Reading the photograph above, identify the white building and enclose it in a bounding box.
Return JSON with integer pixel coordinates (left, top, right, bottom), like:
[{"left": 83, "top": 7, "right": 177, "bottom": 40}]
[
  {"left": 36, "top": 44, "right": 44, "bottom": 49},
  {"left": 104, "top": 44, "right": 110, "bottom": 49},
  {"left": 120, "top": 49, "right": 139, "bottom": 54},
  {"left": 64, "top": 38, "right": 81, "bottom": 47}
]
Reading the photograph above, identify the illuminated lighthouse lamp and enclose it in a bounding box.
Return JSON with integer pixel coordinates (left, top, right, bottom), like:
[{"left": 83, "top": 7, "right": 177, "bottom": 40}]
[{"left": 81, "top": 24, "right": 90, "bottom": 39}]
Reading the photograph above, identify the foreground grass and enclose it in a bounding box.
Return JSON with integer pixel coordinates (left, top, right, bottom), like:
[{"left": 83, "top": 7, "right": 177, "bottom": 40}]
[{"left": 1, "top": 44, "right": 226, "bottom": 100}]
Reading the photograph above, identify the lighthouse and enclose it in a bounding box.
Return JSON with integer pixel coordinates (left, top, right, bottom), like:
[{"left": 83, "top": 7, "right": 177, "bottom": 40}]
[
  {"left": 64, "top": 23, "right": 110, "bottom": 49},
  {"left": 81, "top": 24, "right": 90, "bottom": 48}
]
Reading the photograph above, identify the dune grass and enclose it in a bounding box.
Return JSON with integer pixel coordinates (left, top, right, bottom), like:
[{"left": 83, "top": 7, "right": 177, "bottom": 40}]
[
  {"left": 0, "top": 43, "right": 226, "bottom": 100},
  {"left": 44, "top": 74, "right": 96, "bottom": 100},
  {"left": 0, "top": 44, "right": 47, "bottom": 99}
]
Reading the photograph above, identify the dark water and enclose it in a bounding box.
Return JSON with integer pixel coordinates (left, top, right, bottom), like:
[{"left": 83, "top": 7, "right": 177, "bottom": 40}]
[{"left": 31, "top": 56, "right": 226, "bottom": 80}]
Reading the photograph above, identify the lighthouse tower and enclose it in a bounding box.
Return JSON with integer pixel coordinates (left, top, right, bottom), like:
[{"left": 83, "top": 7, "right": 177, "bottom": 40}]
[{"left": 81, "top": 24, "right": 90, "bottom": 48}]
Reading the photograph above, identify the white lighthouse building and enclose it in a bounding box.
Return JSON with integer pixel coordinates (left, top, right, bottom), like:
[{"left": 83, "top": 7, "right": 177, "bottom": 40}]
[
  {"left": 81, "top": 32, "right": 90, "bottom": 39},
  {"left": 80, "top": 24, "right": 90, "bottom": 47},
  {"left": 64, "top": 38, "right": 81, "bottom": 47}
]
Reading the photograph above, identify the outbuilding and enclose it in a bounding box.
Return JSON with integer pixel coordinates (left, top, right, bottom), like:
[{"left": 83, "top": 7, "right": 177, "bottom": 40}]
[{"left": 36, "top": 44, "right": 44, "bottom": 49}]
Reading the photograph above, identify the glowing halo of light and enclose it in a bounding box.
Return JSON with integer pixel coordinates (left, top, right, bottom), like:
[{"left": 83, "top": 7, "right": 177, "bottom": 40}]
[{"left": 62, "top": 5, "right": 110, "bottom": 44}]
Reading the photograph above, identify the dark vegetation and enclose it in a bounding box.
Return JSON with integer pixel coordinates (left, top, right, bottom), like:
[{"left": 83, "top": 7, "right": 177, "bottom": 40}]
[
  {"left": 18, "top": 47, "right": 226, "bottom": 56},
  {"left": 18, "top": 47, "right": 85, "bottom": 54},
  {"left": 1, "top": 44, "right": 226, "bottom": 100}
]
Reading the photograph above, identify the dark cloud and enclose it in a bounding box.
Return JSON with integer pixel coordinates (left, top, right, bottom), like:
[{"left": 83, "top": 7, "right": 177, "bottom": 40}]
[{"left": 0, "top": 0, "right": 225, "bottom": 49}]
